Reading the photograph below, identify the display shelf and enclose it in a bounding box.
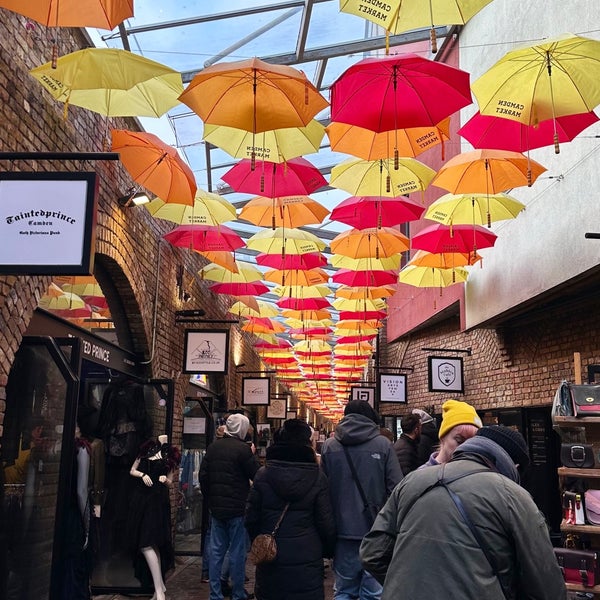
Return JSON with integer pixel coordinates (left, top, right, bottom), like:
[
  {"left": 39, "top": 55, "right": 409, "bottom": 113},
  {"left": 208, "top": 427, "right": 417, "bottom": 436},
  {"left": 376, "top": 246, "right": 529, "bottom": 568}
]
[
  {"left": 554, "top": 416, "right": 600, "bottom": 425},
  {"left": 560, "top": 520, "right": 600, "bottom": 535},
  {"left": 565, "top": 581, "right": 600, "bottom": 594},
  {"left": 559, "top": 467, "right": 600, "bottom": 478}
]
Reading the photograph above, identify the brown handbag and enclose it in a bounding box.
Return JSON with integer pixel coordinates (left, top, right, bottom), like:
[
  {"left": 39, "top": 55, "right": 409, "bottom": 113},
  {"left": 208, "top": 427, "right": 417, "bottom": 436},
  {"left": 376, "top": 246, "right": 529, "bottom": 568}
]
[{"left": 249, "top": 502, "right": 290, "bottom": 565}]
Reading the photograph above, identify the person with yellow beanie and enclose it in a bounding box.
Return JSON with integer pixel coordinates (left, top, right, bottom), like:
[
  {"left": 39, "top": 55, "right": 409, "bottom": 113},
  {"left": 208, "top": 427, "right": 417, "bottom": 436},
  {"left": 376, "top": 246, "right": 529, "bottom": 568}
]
[{"left": 420, "top": 399, "right": 482, "bottom": 467}]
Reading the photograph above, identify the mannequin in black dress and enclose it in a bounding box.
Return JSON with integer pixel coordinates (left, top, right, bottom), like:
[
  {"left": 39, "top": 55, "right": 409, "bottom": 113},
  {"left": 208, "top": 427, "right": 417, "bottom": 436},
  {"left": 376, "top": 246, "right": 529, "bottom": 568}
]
[{"left": 129, "top": 435, "right": 180, "bottom": 600}]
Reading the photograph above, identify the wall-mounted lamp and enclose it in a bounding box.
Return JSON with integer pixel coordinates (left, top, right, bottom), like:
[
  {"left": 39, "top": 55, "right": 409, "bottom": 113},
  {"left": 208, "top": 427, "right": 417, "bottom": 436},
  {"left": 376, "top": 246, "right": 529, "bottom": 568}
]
[{"left": 118, "top": 188, "right": 151, "bottom": 208}]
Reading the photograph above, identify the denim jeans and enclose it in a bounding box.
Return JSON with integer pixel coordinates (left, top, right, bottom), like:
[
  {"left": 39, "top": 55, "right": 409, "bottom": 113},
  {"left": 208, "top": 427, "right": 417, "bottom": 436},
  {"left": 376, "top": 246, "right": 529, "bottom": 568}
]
[
  {"left": 333, "top": 539, "right": 383, "bottom": 600},
  {"left": 208, "top": 515, "right": 247, "bottom": 600}
]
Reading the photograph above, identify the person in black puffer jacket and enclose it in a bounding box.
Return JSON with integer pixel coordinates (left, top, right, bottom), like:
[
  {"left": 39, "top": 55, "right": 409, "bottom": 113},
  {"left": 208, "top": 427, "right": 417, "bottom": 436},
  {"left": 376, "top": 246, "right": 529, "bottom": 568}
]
[{"left": 245, "top": 419, "right": 336, "bottom": 600}]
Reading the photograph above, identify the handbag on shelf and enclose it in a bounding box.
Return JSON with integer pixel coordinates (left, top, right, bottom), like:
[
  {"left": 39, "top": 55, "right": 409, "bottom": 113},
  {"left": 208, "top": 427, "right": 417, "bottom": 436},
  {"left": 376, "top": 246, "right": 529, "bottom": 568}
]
[
  {"left": 584, "top": 490, "right": 600, "bottom": 525},
  {"left": 249, "top": 502, "right": 290, "bottom": 565},
  {"left": 570, "top": 384, "right": 600, "bottom": 417},
  {"left": 561, "top": 443, "right": 595, "bottom": 468},
  {"left": 563, "top": 491, "right": 586, "bottom": 525},
  {"left": 555, "top": 548, "right": 600, "bottom": 587}
]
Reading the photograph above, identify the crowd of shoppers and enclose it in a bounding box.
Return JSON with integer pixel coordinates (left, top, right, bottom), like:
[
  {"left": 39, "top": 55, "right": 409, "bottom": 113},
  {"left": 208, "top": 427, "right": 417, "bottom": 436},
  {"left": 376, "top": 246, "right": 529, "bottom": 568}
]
[{"left": 198, "top": 401, "right": 566, "bottom": 600}]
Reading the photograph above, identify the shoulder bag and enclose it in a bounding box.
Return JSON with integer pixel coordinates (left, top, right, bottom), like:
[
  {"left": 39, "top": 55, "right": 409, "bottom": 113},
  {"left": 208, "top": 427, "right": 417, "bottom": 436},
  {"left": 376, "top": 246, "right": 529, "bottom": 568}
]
[
  {"left": 555, "top": 548, "right": 600, "bottom": 587},
  {"left": 569, "top": 384, "right": 600, "bottom": 417},
  {"left": 560, "top": 443, "right": 595, "bottom": 468},
  {"left": 342, "top": 445, "right": 379, "bottom": 524},
  {"left": 249, "top": 502, "right": 290, "bottom": 565}
]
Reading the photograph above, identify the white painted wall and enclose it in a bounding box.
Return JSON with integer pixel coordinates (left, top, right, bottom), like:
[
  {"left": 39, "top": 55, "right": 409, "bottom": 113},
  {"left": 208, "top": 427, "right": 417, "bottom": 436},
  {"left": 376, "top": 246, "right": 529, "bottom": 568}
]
[{"left": 457, "top": 0, "right": 600, "bottom": 328}]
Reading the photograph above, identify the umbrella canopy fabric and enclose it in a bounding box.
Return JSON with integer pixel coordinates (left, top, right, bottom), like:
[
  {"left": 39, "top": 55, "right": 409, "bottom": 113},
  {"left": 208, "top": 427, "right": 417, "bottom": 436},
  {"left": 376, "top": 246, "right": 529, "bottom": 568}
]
[
  {"left": 222, "top": 157, "right": 327, "bottom": 197},
  {"left": 39, "top": 292, "right": 86, "bottom": 311},
  {"left": 203, "top": 120, "right": 325, "bottom": 162},
  {"left": 329, "top": 254, "right": 402, "bottom": 270},
  {"left": 239, "top": 195, "right": 329, "bottom": 229},
  {"left": 112, "top": 129, "right": 196, "bottom": 206},
  {"left": 408, "top": 249, "right": 482, "bottom": 268},
  {"left": 229, "top": 300, "right": 278, "bottom": 318},
  {"left": 178, "top": 57, "right": 328, "bottom": 133},
  {"left": 30, "top": 48, "right": 183, "bottom": 117},
  {"left": 276, "top": 297, "right": 331, "bottom": 310},
  {"left": 330, "top": 157, "right": 436, "bottom": 197},
  {"left": 272, "top": 284, "right": 332, "bottom": 299},
  {"left": 330, "top": 195, "right": 425, "bottom": 228},
  {"left": 145, "top": 190, "right": 236, "bottom": 225},
  {"left": 424, "top": 192, "right": 525, "bottom": 227},
  {"left": 0, "top": 0, "right": 133, "bottom": 29},
  {"left": 325, "top": 119, "right": 451, "bottom": 160},
  {"left": 471, "top": 34, "right": 600, "bottom": 127},
  {"left": 331, "top": 227, "right": 409, "bottom": 258},
  {"left": 332, "top": 269, "right": 398, "bottom": 287},
  {"left": 197, "top": 251, "right": 239, "bottom": 273},
  {"left": 399, "top": 264, "right": 469, "bottom": 287},
  {"left": 263, "top": 268, "right": 329, "bottom": 286},
  {"left": 163, "top": 225, "right": 245, "bottom": 252},
  {"left": 241, "top": 317, "right": 286, "bottom": 334},
  {"left": 330, "top": 53, "right": 472, "bottom": 132},
  {"left": 411, "top": 223, "right": 497, "bottom": 253},
  {"left": 332, "top": 297, "right": 387, "bottom": 312},
  {"left": 458, "top": 110, "right": 599, "bottom": 153},
  {"left": 199, "top": 263, "right": 263, "bottom": 283},
  {"left": 246, "top": 227, "right": 326, "bottom": 255},
  {"left": 335, "top": 285, "right": 396, "bottom": 299},
  {"left": 281, "top": 309, "right": 332, "bottom": 321},
  {"left": 210, "top": 281, "right": 270, "bottom": 296},
  {"left": 431, "top": 149, "right": 546, "bottom": 193},
  {"left": 256, "top": 252, "right": 327, "bottom": 270}
]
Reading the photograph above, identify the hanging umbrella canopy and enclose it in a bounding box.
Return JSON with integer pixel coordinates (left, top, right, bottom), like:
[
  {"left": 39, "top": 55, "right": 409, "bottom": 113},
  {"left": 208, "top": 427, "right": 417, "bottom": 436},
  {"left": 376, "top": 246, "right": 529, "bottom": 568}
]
[
  {"left": 411, "top": 223, "right": 497, "bottom": 254},
  {"left": 264, "top": 268, "right": 329, "bottom": 286},
  {"left": 200, "top": 263, "right": 263, "bottom": 283},
  {"left": 112, "top": 129, "right": 196, "bottom": 206},
  {"left": 424, "top": 192, "right": 526, "bottom": 228},
  {"left": 229, "top": 300, "right": 278, "bottom": 318},
  {"left": 332, "top": 297, "right": 387, "bottom": 312},
  {"left": 277, "top": 297, "right": 331, "bottom": 310},
  {"left": 163, "top": 224, "right": 245, "bottom": 252},
  {"left": 239, "top": 195, "right": 329, "bottom": 229},
  {"left": 332, "top": 269, "right": 398, "bottom": 287},
  {"left": 196, "top": 251, "right": 239, "bottom": 273},
  {"left": 339, "top": 309, "right": 387, "bottom": 321},
  {"left": 254, "top": 337, "right": 293, "bottom": 349},
  {"left": 330, "top": 53, "right": 472, "bottom": 132},
  {"left": 431, "top": 149, "right": 546, "bottom": 193},
  {"left": 337, "top": 319, "right": 383, "bottom": 330},
  {"left": 203, "top": 120, "right": 325, "bottom": 162},
  {"left": 281, "top": 309, "right": 332, "bottom": 321},
  {"left": 285, "top": 318, "right": 334, "bottom": 329},
  {"left": 331, "top": 227, "right": 409, "bottom": 259},
  {"left": 325, "top": 118, "right": 451, "bottom": 160},
  {"left": 289, "top": 327, "right": 333, "bottom": 338},
  {"left": 458, "top": 110, "right": 599, "bottom": 153},
  {"left": 145, "top": 190, "right": 236, "bottom": 225},
  {"left": 329, "top": 254, "right": 402, "bottom": 270},
  {"left": 39, "top": 291, "right": 86, "bottom": 311},
  {"left": 335, "top": 285, "right": 396, "bottom": 300},
  {"left": 61, "top": 281, "right": 107, "bottom": 309},
  {"left": 0, "top": 0, "right": 133, "bottom": 29},
  {"left": 210, "top": 281, "right": 270, "bottom": 296},
  {"left": 222, "top": 157, "right": 327, "bottom": 197},
  {"left": 241, "top": 317, "right": 286, "bottom": 334},
  {"left": 30, "top": 48, "right": 183, "bottom": 117},
  {"left": 399, "top": 264, "right": 470, "bottom": 287},
  {"left": 330, "top": 195, "right": 425, "bottom": 229},
  {"left": 272, "top": 284, "right": 332, "bottom": 299},
  {"left": 294, "top": 339, "right": 332, "bottom": 354},
  {"left": 178, "top": 57, "right": 329, "bottom": 133},
  {"left": 408, "top": 249, "right": 482, "bottom": 269},
  {"left": 256, "top": 251, "right": 327, "bottom": 270},
  {"left": 471, "top": 34, "right": 600, "bottom": 127},
  {"left": 246, "top": 227, "right": 326, "bottom": 255},
  {"left": 330, "top": 157, "right": 436, "bottom": 198}
]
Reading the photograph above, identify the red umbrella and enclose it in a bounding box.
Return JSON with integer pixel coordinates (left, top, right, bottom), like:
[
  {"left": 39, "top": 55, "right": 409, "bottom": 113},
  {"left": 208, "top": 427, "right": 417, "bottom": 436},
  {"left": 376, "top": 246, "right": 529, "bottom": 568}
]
[
  {"left": 276, "top": 297, "right": 331, "bottom": 311},
  {"left": 411, "top": 223, "right": 497, "bottom": 253},
  {"left": 458, "top": 110, "right": 599, "bottom": 152},
  {"left": 330, "top": 195, "right": 425, "bottom": 229},
  {"left": 222, "top": 157, "right": 327, "bottom": 197},
  {"left": 339, "top": 310, "right": 387, "bottom": 321},
  {"left": 332, "top": 269, "right": 398, "bottom": 287},
  {"left": 254, "top": 339, "right": 293, "bottom": 350},
  {"left": 336, "top": 335, "right": 378, "bottom": 344},
  {"left": 330, "top": 53, "right": 472, "bottom": 132},
  {"left": 209, "top": 282, "right": 270, "bottom": 296},
  {"left": 255, "top": 252, "right": 327, "bottom": 270},
  {"left": 163, "top": 224, "right": 245, "bottom": 252}
]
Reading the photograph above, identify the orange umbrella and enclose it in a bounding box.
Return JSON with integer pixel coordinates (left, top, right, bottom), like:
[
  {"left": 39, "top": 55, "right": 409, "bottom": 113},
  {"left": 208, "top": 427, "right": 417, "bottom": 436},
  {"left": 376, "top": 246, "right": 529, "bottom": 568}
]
[
  {"left": 408, "top": 249, "right": 482, "bottom": 268},
  {"left": 335, "top": 285, "right": 396, "bottom": 300},
  {"left": 196, "top": 251, "right": 239, "bottom": 273},
  {"left": 179, "top": 57, "right": 328, "bottom": 133},
  {"left": 112, "top": 129, "right": 196, "bottom": 206},
  {"left": 281, "top": 309, "right": 332, "bottom": 321},
  {"left": 239, "top": 195, "right": 329, "bottom": 229},
  {"left": 241, "top": 317, "right": 286, "bottom": 334},
  {"left": 331, "top": 227, "right": 409, "bottom": 259},
  {"left": 263, "top": 268, "right": 329, "bottom": 287}
]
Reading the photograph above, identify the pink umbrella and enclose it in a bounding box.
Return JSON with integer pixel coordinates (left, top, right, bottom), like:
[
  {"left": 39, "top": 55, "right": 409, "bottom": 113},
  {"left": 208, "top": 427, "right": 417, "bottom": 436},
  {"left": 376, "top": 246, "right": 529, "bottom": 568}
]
[
  {"left": 209, "top": 282, "right": 270, "bottom": 296},
  {"left": 163, "top": 224, "right": 245, "bottom": 252},
  {"left": 339, "top": 310, "right": 387, "bottom": 321},
  {"left": 330, "top": 195, "right": 425, "bottom": 229},
  {"left": 458, "top": 110, "right": 599, "bottom": 152},
  {"left": 222, "top": 157, "right": 327, "bottom": 197},
  {"left": 332, "top": 269, "right": 398, "bottom": 287},
  {"left": 411, "top": 223, "right": 497, "bottom": 254},
  {"left": 255, "top": 252, "right": 327, "bottom": 270},
  {"left": 336, "top": 334, "right": 378, "bottom": 344},
  {"left": 330, "top": 53, "right": 472, "bottom": 132},
  {"left": 276, "top": 297, "right": 331, "bottom": 311},
  {"left": 254, "top": 339, "right": 293, "bottom": 350}
]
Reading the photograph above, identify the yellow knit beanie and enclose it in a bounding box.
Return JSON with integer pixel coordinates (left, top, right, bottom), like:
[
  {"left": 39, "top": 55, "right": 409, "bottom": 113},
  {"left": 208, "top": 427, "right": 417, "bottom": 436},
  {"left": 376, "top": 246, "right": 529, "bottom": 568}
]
[{"left": 438, "top": 399, "right": 482, "bottom": 439}]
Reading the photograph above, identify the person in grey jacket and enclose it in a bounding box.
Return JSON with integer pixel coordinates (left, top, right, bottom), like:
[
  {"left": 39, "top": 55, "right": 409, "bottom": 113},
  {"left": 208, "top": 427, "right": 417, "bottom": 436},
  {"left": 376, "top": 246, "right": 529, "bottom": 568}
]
[
  {"left": 320, "top": 400, "right": 403, "bottom": 600},
  {"left": 360, "top": 425, "right": 566, "bottom": 600}
]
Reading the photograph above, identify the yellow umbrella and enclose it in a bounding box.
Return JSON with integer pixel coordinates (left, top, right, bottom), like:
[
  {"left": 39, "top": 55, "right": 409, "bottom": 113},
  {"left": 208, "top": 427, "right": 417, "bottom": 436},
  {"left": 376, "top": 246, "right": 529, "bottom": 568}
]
[
  {"left": 329, "top": 254, "right": 402, "bottom": 270},
  {"left": 246, "top": 227, "right": 326, "bottom": 255},
  {"left": 331, "top": 227, "right": 409, "bottom": 259},
  {"left": 332, "top": 297, "right": 387, "bottom": 312},
  {"left": 229, "top": 300, "right": 278, "bottom": 318},
  {"left": 399, "top": 264, "right": 469, "bottom": 287},
  {"left": 325, "top": 118, "right": 451, "bottom": 160},
  {"left": 264, "top": 268, "right": 329, "bottom": 287},
  {"left": 239, "top": 195, "right": 329, "bottom": 229},
  {"left": 46, "top": 282, "right": 68, "bottom": 298},
  {"left": 294, "top": 340, "right": 332, "bottom": 354},
  {"left": 335, "top": 285, "right": 396, "bottom": 300},
  {"left": 272, "top": 285, "right": 332, "bottom": 299},
  {"left": 199, "top": 263, "right": 263, "bottom": 283},
  {"left": 145, "top": 190, "right": 236, "bottom": 226},
  {"left": 39, "top": 291, "right": 86, "bottom": 311},
  {"left": 334, "top": 326, "right": 379, "bottom": 337},
  {"left": 424, "top": 192, "right": 526, "bottom": 228},
  {"left": 203, "top": 120, "right": 325, "bottom": 162},
  {"left": 30, "top": 48, "right": 183, "bottom": 118},
  {"left": 196, "top": 251, "right": 239, "bottom": 273},
  {"left": 284, "top": 318, "right": 335, "bottom": 329}
]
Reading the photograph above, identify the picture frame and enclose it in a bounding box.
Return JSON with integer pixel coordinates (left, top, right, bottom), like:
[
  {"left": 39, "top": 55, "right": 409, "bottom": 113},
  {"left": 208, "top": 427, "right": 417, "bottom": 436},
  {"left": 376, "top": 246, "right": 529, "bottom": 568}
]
[
  {"left": 378, "top": 373, "right": 407, "bottom": 404},
  {"left": 183, "top": 329, "right": 229, "bottom": 373},
  {"left": 267, "top": 397, "right": 287, "bottom": 419},
  {"left": 428, "top": 356, "right": 464, "bottom": 393},
  {"left": 286, "top": 411, "right": 297, "bottom": 420},
  {"left": 242, "top": 377, "right": 270, "bottom": 406},
  {"left": 350, "top": 385, "right": 376, "bottom": 408},
  {"left": 256, "top": 423, "right": 271, "bottom": 441}
]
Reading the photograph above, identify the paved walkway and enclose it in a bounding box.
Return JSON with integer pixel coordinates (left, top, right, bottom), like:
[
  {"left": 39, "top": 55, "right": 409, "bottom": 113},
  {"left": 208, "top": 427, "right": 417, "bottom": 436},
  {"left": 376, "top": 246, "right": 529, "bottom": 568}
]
[{"left": 93, "top": 555, "right": 336, "bottom": 600}]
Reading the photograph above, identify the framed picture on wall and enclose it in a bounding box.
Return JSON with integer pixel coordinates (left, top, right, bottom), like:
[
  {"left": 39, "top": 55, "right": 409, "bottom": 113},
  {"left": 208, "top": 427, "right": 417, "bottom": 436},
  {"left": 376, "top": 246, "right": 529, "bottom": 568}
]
[
  {"left": 242, "top": 377, "right": 270, "bottom": 406},
  {"left": 183, "top": 329, "right": 229, "bottom": 373},
  {"left": 378, "top": 373, "right": 407, "bottom": 404},
  {"left": 286, "top": 411, "right": 297, "bottom": 420},
  {"left": 267, "top": 397, "right": 287, "bottom": 419},
  {"left": 350, "top": 386, "right": 376, "bottom": 408},
  {"left": 428, "top": 356, "right": 464, "bottom": 393}
]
